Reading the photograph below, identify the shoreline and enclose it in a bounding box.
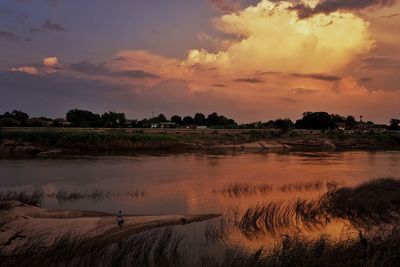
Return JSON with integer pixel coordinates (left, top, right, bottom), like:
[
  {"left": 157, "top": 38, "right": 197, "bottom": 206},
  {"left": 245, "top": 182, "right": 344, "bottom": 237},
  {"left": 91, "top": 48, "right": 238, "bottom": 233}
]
[
  {"left": 0, "top": 201, "right": 220, "bottom": 253},
  {"left": 1, "top": 127, "right": 400, "bottom": 158}
]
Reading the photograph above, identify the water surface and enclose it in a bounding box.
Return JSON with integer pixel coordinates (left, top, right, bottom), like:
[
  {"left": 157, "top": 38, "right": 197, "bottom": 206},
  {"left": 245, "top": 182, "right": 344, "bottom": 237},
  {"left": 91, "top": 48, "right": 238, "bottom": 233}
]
[{"left": 1, "top": 151, "right": 399, "bottom": 215}]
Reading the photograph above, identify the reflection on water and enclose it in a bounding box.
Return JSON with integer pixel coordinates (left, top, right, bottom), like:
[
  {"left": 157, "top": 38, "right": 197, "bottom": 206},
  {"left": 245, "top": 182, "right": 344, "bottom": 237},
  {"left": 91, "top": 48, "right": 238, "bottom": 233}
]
[
  {"left": 1, "top": 151, "right": 399, "bottom": 215},
  {"left": 1, "top": 151, "right": 400, "bottom": 253}
]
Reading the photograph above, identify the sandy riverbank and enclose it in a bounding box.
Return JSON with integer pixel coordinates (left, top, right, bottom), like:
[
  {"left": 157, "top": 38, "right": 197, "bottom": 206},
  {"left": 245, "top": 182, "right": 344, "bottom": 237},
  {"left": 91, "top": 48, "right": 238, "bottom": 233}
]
[{"left": 0, "top": 201, "right": 220, "bottom": 255}]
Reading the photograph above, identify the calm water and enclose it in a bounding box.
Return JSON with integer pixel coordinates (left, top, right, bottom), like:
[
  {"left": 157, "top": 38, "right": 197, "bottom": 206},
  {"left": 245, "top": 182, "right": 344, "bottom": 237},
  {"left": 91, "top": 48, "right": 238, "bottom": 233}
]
[
  {"left": 1, "top": 151, "right": 399, "bottom": 215},
  {"left": 2, "top": 151, "right": 400, "bottom": 258}
]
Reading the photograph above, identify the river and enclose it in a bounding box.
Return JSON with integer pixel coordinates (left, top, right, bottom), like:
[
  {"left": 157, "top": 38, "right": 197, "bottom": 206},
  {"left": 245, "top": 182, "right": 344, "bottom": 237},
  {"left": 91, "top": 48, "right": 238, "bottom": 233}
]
[{"left": 1, "top": 151, "right": 399, "bottom": 215}]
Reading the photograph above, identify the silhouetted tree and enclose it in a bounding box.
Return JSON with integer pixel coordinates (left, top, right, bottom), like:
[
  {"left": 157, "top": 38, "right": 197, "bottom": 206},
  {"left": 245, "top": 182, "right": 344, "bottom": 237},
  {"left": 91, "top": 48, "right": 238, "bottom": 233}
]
[
  {"left": 66, "top": 109, "right": 102, "bottom": 127},
  {"left": 331, "top": 114, "right": 345, "bottom": 123},
  {"left": 170, "top": 115, "right": 182, "bottom": 125},
  {"left": 101, "top": 112, "right": 126, "bottom": 128},
  {"left": 182, "top": 116, "right": 195, "bottom": 126},
  {"left": 150, "top": 113, "right": 167, "bottom": 123},
  {"left": 206, "top": 112, "right": 219, "bottom": 126},
  {"left": 136, "top": 119, "right": 150, "bottom": 128},
  {"left": 274, "top": 118, "right": 295, "bottom": 131},
  {"left": 389, "top": 119, "right": 400, "bottom": 130},
  {"left": 295, "top": 112, "right": 336, "bottom": 130},
  {"left": 10, "top": 110, "right": 29, "bottom": 122},
  {"left": 345, "top": 116, "right": 357, "bottom": 129},
  {"left": 194, "top": 113, "right": 206, "bottom": 125},
  {"left": 0, "top": 110, "right": 29, "bottom": 126},
  {"left": 0, "top": 118, "right": 20, "bottom": 127}
]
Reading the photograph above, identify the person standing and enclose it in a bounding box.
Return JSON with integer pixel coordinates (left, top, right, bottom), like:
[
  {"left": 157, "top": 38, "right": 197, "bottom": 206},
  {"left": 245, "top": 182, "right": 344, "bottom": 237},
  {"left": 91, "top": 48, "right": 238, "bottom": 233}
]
[{"left": 116, "top": 210, "right": 124, "bottom": 227}]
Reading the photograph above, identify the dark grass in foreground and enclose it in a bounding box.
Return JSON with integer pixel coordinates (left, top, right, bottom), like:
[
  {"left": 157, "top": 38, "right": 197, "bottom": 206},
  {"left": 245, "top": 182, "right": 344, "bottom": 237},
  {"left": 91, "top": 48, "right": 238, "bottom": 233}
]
[
  {"left": 0, "top": 228, "right": 183, "bottom": 267},
  {"left": 2, "top": 226, "right": 400, "bottom": 266},
  {"left": 201, "top": 227, "right": 400, "bottom": 267},
  {"left": 238, "top": 178, "right": 400, "bottom": 237}
]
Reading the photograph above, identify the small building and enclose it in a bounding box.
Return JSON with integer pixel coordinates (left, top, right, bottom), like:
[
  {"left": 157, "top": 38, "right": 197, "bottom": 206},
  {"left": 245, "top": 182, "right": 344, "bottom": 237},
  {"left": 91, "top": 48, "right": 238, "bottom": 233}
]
[
  {"left": 53, "top": 118, "right": 72, "bottom": 127},
  {"left": 27, "top": 118, "right": 47, "bottom": 127},
  {"left": 151, "top": 122, "right": 177, "bottom": 128},
  {"left": 370, "top": 124, "right": 388, "bottom": 133},
  {"left": 336, "top": 122, "right": 346, "bottom": 131},
  {"left": 185, "top": 124, "right": 197, "bottom": 129},
  {"left": 125, "top": 119, "right": 135, "bottom": 128}
]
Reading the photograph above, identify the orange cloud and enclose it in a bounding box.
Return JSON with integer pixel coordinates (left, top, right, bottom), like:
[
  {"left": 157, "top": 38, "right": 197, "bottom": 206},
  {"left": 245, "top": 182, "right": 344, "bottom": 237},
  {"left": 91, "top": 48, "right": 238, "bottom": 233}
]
[
  {"left": 10, "top": 67, "right": 39, "bottom": 75},
  {"left": 43, "top": 57, "right": 60, "bottom": 67}
]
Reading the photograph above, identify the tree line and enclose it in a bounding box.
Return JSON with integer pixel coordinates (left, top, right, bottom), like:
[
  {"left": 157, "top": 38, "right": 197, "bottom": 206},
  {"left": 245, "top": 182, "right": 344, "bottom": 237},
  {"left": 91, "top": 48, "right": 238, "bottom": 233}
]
[{"left": 0, "top": 109, "right": 399, "bottom": 130}]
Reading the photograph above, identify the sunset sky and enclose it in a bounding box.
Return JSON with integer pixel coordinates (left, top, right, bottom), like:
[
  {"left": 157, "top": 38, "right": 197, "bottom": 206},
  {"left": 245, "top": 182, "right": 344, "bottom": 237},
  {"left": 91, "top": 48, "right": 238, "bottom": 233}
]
[{"left": 1, "top": 0, "right": 399, "bottom": 123}]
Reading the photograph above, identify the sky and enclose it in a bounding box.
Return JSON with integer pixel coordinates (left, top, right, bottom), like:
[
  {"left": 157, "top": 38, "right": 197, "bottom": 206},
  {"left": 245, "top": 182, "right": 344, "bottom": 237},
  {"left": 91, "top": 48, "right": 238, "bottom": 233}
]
[{"left": 0, "top": 0, "right": 399, "bottom": 123}]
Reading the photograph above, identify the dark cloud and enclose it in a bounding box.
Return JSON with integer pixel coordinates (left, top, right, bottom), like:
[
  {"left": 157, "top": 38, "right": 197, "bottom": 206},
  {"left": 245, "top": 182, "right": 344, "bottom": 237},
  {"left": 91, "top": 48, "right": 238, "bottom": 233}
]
[
  {"left": 355, "top": 57, "right": 400, "bottom": 91},
  {"left": 381, "top": 13, "right": 400, "bottom": 18},
  {"left": 112, "top": 56, "right": 128, "bottom": 62},
  {"left": 70, "top": 61, "right": 110, "bottom": 76},
  {"left": 255, "top": 71, "right": 282, "bottom": 76},
  {"left": 117, "top": 70, "right": 159, "bottom": 79},
  {"left": 30, "top": 19, "right": 66, "bottom": 33},
  {"left": 292, "top": 88, "right": 320, "bottom": 95},
  {"left": 290, "top": 0, "right": 396, "bottom": 19},
  {"left": 70, "top": 61, "right": 159, "bottom": 79},
  {"left": 234, "top": 78, "right": 264, "bottom": 83},
  {"left": 0, "top": 71, "right": 238, "bottom": 119},
  {"left": 0, "top": 31, "right": 20, "bottom": 41},
  {"left": 360, "top": 56, "right": 400, "bottom": 70},
  {"left": 212, "top": 83, "right": 227, "bottom": 87},
  {"left": 277, "top": 96, "right": 298, "bottom": 103},
  {"left": 359, "top": 77, "right": 373, "bottom": 82},
  {"left": 290, "top": 73, "right": 341, "bottom": 81},
  {"left": 210, "top": 0, "right": 241, "bottom": 12}
]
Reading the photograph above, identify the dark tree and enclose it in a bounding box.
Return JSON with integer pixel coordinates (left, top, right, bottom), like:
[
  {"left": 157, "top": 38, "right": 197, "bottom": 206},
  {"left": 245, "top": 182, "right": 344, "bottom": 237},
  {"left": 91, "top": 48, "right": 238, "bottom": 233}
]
[
  {"left": 66, "top": 109, "right": 102, "bottom": 127},
  {"left": 150, "top": 113, "right": 167, "bottom": 123},
  {"left": 182, "top": 116, "right": 195, "bottom": 126},
  {"left": 345, "top": 116, "right": 357, "bottom": 129},
  {"left": 206, "top": 112, "right": 220, "bottom": 126},
  {"left": 0, "top": 118, "right": 20, "bottom": 127},
  {"left": 170, "top": 115, "right": 182, "bottom": 125},
  {"left": 295, "top": 112, "right": 336, "bottom": 130},
  {"left": 389, "top": 119, "right": 400, "bottom": 130},
  {"left": 274, "top": 118, "right": 294, "bottom": 131},
  {"left": 331, "top": 114, "right": 345, "bottom": 123},
  {"left": 0, "top": 110, "right": 29, "bottom": 126},
  {"left": 10, "top": 110, "right": 29, "bottom": 122},
  {"left": 194, "top": 113, "right": 206, "bottom": 125},
  {"left": 101, "top": 112, "right": 126, "bottom": 128},
  {"left": 136, "top": 119, "right": 150, "bottom": 128}
]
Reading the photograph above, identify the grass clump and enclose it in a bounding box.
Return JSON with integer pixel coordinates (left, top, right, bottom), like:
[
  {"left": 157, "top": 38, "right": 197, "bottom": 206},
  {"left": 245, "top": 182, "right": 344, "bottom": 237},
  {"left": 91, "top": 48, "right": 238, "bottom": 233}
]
[
  {"left": 238, "top": 178, "right": 400, "bottom": 237},
  {"left": 216, "top": 183, "right": 273, "bottom": 197},
  {"left": 0, "top": 190, "right": 43, "bottom": 207},
  {"left": 0, "top": 228, "right": 183, "bottom": 267}
]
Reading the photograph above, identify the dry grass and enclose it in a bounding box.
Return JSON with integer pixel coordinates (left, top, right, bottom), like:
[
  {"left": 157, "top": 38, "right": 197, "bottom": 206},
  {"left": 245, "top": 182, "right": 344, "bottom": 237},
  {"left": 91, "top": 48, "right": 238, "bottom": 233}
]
[
  {"left": 216, "top": 183, "right": 273, "bottom": 197},
  {"left": 278, "top": 181, "right": 323, "bottom": 192},
  {"left": 238, "top": 178, "right": 400, "bottom": 238},
  {"left": 200, "top": 227, "right": 400, "bottom": 267},
  {"left": 0, "top": 190, "right": 43, "bottom": 207},
  {"left": 0, "top": 228, "right": 183, "bottom": 267}
]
